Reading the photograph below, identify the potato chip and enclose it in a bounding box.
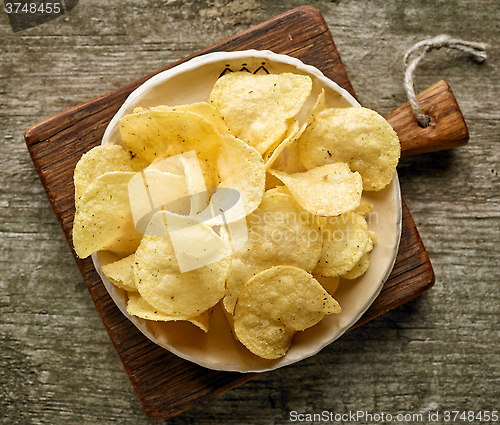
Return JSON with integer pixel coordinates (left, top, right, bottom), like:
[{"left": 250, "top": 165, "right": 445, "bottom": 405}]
[
  {"left": 313, "top": 211, "right": 369, "bottom": 277},
  {"left": 74, "top": 145, "right": 147, "bottom": 203},
  {"left": 341, "top": 230, "right": 377, "bottom": 280},
  {"left": 233, "top": 266, "right": 341, "bottom": 359},
  {"left": 134, "top": 211, "right": 230, "bottom": 318},
  {"left": 275, "top": 139, "right": 307, "bottom": 175},
  {"left": 179, "top": 153, "right": 211, "bottom": 217},
  {"left": 264, "top": 172, "right": 284, "bottom": 191},
  {"left": 314, "top": 275, "right": 340, "bottom": 297},
  {"left": 265, "top": 89, "right": 327, "bottom": 171},
  {"left": 147, "top": 149, "right": 217, "bottom": 205},
  {"left": 126, "top": 292, "right": 212, "bottom": 332},
  {"left": 100, "top": 254, "right": 137, "bottom": 292},
  {"left": 262, "top": 120, "right": 300, "bottom": 169},
  {"left": 72, "top": 171, "right": 143, "bottom": 259},
  {"left": 269, "top": 163, "right": 362, "bottom": 217},
  {"left": 160, "top": 211, "right": 233, "bottom": 272},
  {"left": 128, "top": 167, "right": 191, "bottom": 233},
  {"left": 149, "top": 102, "right": 233, "bottom": 135},
  {"left": 297, "top": 106, "right": 401, "bottom": 191},
  {"left": 208, "top": 72, "right": 312, "bottom": 154},
  {"left": 119, "top": 110, "right": 221, "bottom": 174},
  {"left": 353, "top": 200, "right": 375, "bottom": 221},
  {"left": 223, "top": 189, "right": 322, "bottom": 314},
  {"left": 265, "top": 185, "right": 291, "bottom": 195},
  {"left": 340, "top": 253, "right": 370, "bottom": 280},
  {"left": 212, "top": 133, "right": 265, "bottom": 219}
]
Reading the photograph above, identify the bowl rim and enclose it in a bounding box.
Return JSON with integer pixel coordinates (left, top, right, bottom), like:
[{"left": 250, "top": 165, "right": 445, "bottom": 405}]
[{"left": 102, "top": 49, "right": 360, "bottom": 144}]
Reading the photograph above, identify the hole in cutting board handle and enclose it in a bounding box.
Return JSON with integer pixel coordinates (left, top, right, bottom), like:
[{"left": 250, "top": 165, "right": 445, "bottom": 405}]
[{"left": 384, "top": 80, "right": 469, "bottom": 157}]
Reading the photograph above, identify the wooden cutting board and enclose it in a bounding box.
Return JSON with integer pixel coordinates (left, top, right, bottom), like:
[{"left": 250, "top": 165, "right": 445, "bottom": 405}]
[{"left": 25, "top": 6, "right": 437, "bottom": 421}]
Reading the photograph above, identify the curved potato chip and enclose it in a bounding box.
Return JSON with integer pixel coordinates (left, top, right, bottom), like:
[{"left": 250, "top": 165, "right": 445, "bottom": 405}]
[
  {"left": 128, "top": 168, "right": 191, "bottom": 233},
  {"left": 314, "top": 275, "right": 340, "bottom": 297},
  {"left": 275, "top": 139, "right": 307, "bottom": 175},
  {"left": 313, "top": 211, "right": 369, "bottom": 277},
  {"left": 340, "top": 253, "right": 370, "bottom": 280},
  {"left": 149, "top": 102, "right": 233, "bottom": 135},
  {"left": 341, "top": 230, "right": 377, "bottom": 280},
  {"left": 353, "top": 200, "right": 375, "bottom": 221},
  {"left": 100, "top": 254, "right": 137, "bottom": 292},
  {"left": 233, "top": 266, "right": 341, "bottom": 359},
  {"left": 214, "top": 133, "right": 265, "bottom": 219},
  {"left": 297, "top": 107, "right": 401, "bottom": 191},
  {"left": 72, "top": 171, "right": 143, "bottom": 259},
  {"left": 147, "top": 150, "right": 215, "bottom": 210},
  {"left": 223, "top": 189, "right": 322, "bottom": 314},
  {"left": 161, "top": 211, "right": 233, "bottom": 272},
  {"left": 263, "top": 120, "right": 300, "bottom": 169},
  {"left": 74, "top": 145, "right": 146, "bottom": 203},
  {"left": 119, "top": 110, "right": 221, "bottom": 174},
  {"left": 265, "top": 89, "right": 327, "bottom": 171},
  {"left": 209, "top": 72, "right": 312, "bottom": 154},
  {"left": 134, "top": 211, "right": 230, "bottom": 318},
  {"left": 269, "top": 163, "right": 362, "bottom": 217},
  {"left": 264, "top": 172, "right": 284, "bottom": 191},
  {"left": 126, "top": 292, "right": 212, "bottom": 332}
]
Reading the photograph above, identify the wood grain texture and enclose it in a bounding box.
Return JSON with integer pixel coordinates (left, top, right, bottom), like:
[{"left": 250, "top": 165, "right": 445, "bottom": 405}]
[
  {"left": 2, "top": 1, "right": 499, "bottom": 424},
  {"left": 387, "top": 80, "right": 469, "bottom": 157},
  {"left": 24, "top": 7, "right": 434, "bottom": 421}
]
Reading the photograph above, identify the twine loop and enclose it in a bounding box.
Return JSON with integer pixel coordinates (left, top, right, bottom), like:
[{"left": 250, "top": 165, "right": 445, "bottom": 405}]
[{"left": 403, "top": 34, "right": 487, "bottom": 127}]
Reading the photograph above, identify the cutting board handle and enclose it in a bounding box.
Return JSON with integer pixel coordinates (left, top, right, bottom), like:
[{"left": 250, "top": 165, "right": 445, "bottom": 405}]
[{"left": 385, "top": 80, "right": 469, "bottom": 157}]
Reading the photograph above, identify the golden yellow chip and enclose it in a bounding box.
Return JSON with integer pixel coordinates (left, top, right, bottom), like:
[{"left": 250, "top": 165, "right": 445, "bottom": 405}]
[
  {"left": 353, "top": 200, "right": 375, "bottom": 221},
  {"left": 126, "top": 292, "right": 212, "bottom": 332},
  {"left": 149, "top": 102, "right": 233, "bottom": 135},
  {"left": 119, "top": 110, "right": 221, "bottom": 174},
  {"left": 100, "top": 254, "right": 137, "bottom": 292},
  {"left": 233, "top": 266, "right": 341, "bottom": 359},
  {"left": 223, "top": 189, "right": 322, "bottom": 314},
  {"left": 262, "top": 120, "right": 300, "bottom": 169},
  {"left": 269, "top": 163, "right": 362, "bottom": 217},
  {"left": 314, "top": 275, "right": 340, "bottom": 297},
  {"left": 213, "top": 133, "right": 265, "bottom": 220},
  {"left": 340, "top": 253, "right": 370, "bottom": 280},
  {"left": 134, "top": 211, "right": 230, "bottom": 318},
  {"left": 275, "top": 139, "right": 307, "bottom": 175},
  {"left": 313, "top": 211, "right": 369, "bottom": 277},
  {"left": 341, "top": 230, "right": 377, "bottom": 280},
  {"left": 264, "top": 172, "right": 284, "bottom": 191},
  {"left": 208, "top": 72, "right": 312, "bottom": 154},
  {"left": 269, "top": 122, "right": 309, "bottom": 175},
  {"left": 72, "top": 171, "right": 143, "bottom": 259},
  {"left": 297, "top": 106, "right": 401, "bottom": 191},
  {"left": 74, "top": 145, "right": 146, "bottom": 204},
  {"left": 127, "top": 167, "right": 191, "bottom": 233},
  {"left": 266, "top": 89, "right": 327, "bottom": 176},
  {"left": 265, "top": 89, "right": 327, "bottom": 171}
]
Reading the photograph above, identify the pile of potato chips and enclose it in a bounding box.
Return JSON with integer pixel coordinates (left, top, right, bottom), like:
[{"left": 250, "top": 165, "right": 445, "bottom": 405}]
[{"left": 72, "top": 70, "right": 400, "bottom": 360}]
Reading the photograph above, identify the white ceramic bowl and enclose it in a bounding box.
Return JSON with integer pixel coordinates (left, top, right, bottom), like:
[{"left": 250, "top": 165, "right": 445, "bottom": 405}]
[{"left": 94, "top": 50, "right": 402, "bottom": 373}]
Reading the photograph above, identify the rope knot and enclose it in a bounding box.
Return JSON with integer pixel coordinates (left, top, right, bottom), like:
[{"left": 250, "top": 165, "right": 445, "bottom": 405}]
[{"left": 403, "top": 35, "right": 487, "bottom": 127}]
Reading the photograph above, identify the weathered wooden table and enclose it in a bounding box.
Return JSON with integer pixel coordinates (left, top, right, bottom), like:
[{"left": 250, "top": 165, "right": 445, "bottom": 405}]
[{"left": 1, "top": 1, "right": 499, "bottom": 424}]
